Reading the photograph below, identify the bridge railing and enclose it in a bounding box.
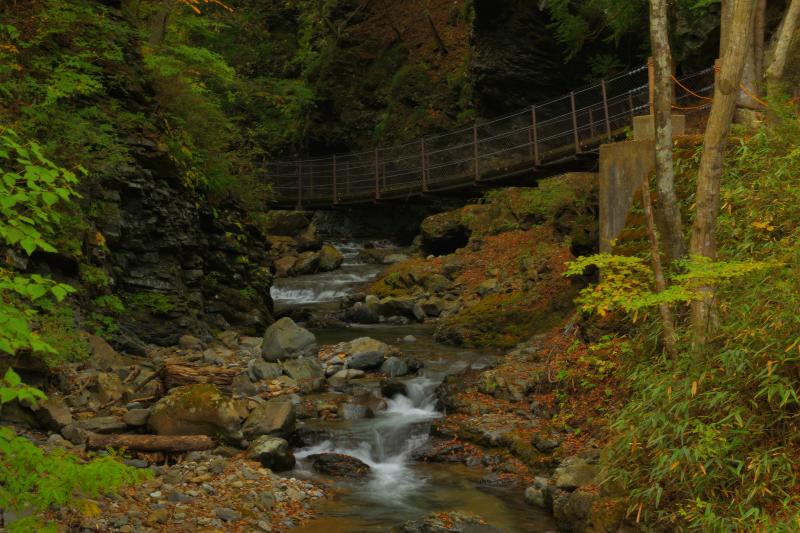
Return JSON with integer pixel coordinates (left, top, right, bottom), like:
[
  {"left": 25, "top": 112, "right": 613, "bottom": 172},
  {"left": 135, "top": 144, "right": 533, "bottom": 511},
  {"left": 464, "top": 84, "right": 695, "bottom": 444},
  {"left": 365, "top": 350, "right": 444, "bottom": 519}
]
[{"left": 267, "top": 65, "right": 715, "bottom": 207}]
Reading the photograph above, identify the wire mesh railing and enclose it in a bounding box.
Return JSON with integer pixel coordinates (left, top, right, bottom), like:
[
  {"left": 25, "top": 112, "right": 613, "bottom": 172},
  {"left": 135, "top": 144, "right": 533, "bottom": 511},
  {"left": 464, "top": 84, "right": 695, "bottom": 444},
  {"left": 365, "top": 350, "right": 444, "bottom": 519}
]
[{"left": 267, "top": 65, "right": 715, "bottom": 206}]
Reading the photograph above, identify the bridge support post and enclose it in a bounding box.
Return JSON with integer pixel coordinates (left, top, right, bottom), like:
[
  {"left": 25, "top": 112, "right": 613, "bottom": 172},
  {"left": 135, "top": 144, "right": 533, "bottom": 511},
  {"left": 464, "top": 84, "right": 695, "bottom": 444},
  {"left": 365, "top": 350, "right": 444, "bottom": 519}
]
[
  {"left": 570, "top": 91, "right": 581, "bottom": 154},
  {"left": 648, "top": 56, "right": 655, "bottom": 114},
  {"left": 531, "top": 106, "right": 540, "bottom": 166},
  {"left": 601, "top": 79, "right": 612, "bottom": 140}
]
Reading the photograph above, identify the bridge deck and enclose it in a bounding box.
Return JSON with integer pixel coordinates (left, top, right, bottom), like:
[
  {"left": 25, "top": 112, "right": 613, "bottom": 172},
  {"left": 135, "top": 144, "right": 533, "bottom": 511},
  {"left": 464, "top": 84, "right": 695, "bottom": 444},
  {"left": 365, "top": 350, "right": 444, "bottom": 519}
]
[{"left": 267, "top": 66, "right": 714, "bottom": 209}]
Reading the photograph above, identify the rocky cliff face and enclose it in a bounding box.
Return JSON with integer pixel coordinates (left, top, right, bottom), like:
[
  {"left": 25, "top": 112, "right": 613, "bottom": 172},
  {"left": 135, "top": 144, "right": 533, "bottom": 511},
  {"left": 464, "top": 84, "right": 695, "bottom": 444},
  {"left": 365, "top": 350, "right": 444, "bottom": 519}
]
[{"left": 91, "top": 142, "right": 273, "bottom": 350}]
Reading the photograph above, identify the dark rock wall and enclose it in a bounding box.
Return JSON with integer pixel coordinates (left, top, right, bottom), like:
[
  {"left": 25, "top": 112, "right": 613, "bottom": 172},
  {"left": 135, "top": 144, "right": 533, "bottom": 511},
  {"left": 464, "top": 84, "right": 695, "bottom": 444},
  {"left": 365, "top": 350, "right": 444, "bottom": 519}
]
[{"left": 93, "top": 145, "right": 273, "bottom": 348}]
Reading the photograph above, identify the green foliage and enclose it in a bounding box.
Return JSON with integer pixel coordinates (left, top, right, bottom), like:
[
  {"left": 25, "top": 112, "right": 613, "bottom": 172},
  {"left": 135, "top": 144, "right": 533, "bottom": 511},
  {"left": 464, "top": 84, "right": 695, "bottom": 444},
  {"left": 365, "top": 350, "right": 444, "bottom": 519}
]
[
  {"left": 564, "top": 254, "right": 774, "bottom": 317},
  {"left": 79, "top": 263, "right": 110, "bottom": 288},
  {"left": 34, "top": 307, "right": 91, "bottom": 367},
  {"left": 0, "top": 424, "right": 149, "bottom": 532},
  {"left": 129, "top": 291, "right": 176, "bottom": 315},
  {"left": 602, "top": 115, "right": 800, "bottom": 530},
  {"left": 0, "top": 129, "right": 145, "bottom": 530}
]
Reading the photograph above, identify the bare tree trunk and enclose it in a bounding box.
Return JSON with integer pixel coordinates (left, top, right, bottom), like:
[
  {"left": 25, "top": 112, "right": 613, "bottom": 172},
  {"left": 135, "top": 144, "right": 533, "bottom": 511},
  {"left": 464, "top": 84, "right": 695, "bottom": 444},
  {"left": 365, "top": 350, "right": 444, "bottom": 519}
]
[
  {"left": 640, "top": 178, "right": 678, "bottom": 359},
  {"left": 690, "top": 0, "right": 757, "bottom": 346},
  {"left": 753, "top": 0, "right": 766, "bottom": 89},
  {"left": 766, "top": 0, "right": 800, "bottom": 93},
  {"left": 86, "top": 433, "right": 216, "bottom": 453},
  {"left": 648, "top": 0, "right": 685, "bottom": 262}
]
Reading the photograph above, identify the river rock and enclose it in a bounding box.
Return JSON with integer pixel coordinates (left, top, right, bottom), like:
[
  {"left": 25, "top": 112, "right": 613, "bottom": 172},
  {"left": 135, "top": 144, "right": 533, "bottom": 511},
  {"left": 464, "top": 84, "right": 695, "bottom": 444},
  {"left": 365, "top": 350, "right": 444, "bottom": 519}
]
[
  {"left": 263, "top": 210, "right": 310, "bottom": 236},
  {"left": 380, "top": 379, "right": 407, "bottom": 398},
  {"left": 296, "top": 224, "right": 320, "bottom": 251},
  {"left": 261, "top": 317, "right": 318, "bottom": 362},
  {"left": 306, "top": 453, "right": 370, "bottom": 478},
  {"left": 148, "top": 384, "right": 242, "bottom": 440},
  {"left": 382, "top": 253, "right": 409, "bottom": 264},
  {"left": 399, "top": 511, "right": 502, "bottom": 533},
  {"left": 344, "top": 337, "right": 389, "bottom": 370},
  {"left": 343, "top": 302, "right": 380, "bottom": 324},
  {"left": 292, "top": 251, "right": 320, "bottom": 275},
  {"left": 243, "top": 400, "right": 295, "bottom": 439},
  {"left": 274, "top": 255, "right": 297, "bottom": 278},
  {"left": 318, "top": 244, "right": 344, "bottom": 271},
  {"left": 123, "top": 408, "right": 151, "bottom": 427},
  {"left": 420, "top": 210, "right": 471, "bottom": 256},
  {"left": 381, "top": 356, "right": 408, "bottom": 377},
  {"left": 77, "top": 416, "right": 127, "bottom": 434},
  {"left": 553, "top": 456, "right": 600, "bottom": 491},
  {"left": 248, "top": 359, "right": 283, "bottom": 381},
  {"left": 246, "top": 436, "right": 295, "bottom": 471},
  {"left": 179, "top": 334, "right": 203, "bottom": 350},
  {"left": 36, "top": 395, "right": 73, "bottom": 431},
  {"left": 281, "top": 357, "right": 324, "bottom": 392},
  {"left": 376, "top": 296, "right": 417, "bottom": 319},
  {"left": 94, "top": 371, "right": 126, "bottom": 404}
]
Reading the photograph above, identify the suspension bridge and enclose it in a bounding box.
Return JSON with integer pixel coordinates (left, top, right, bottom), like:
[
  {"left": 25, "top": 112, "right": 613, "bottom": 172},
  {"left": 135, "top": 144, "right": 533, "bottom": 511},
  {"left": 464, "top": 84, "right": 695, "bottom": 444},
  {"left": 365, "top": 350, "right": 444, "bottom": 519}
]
[{"left": 267, "top": 65, "right": 715, "bottom": 208}]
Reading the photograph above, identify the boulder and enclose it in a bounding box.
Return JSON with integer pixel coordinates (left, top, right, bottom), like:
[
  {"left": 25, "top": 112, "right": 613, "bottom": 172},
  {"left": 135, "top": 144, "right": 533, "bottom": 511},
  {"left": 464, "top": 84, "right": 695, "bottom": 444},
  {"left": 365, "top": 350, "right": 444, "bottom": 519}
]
[
  {"left": 343, "top": 302, "right": 380, "bottom": 324},
  {"left": 261, "top": 317, "right": 317, "bottom": 362},
  {"left": 381, "top": 379, "right": 407, "bottom": 398},
  {"left": 344, "top": 337, "right": 389, "bottom": 370},
  {"left": 376, "top": 296, "right": 417, "bottom": 319},
  {"left": 178, "top": 334, "right": 203, "bottom": 350},
  {"left": 247, "top": 359, "right": 283, "bottom": 381},
  {"left": 420, "top": 210, "right": 471, "bottom": 256},
  {"left": 318, "top": 244, "right": 344, "bottom": 271},
  {"left": 77, "top": 416, "right": 127, "bottom": 434},
  {"left": 280, "top": 357, "right": 324, "bottom": 392},
  {"left": 94, "top": 371, "right": 127, "bottom": 405},
  {"left": 83, "top": 333, "right": 128, "bottom": 369},
  {"left": 296, "top": 224, "right": 321, "bottom": 251},
  {"left": 281, "top": 357, "right": 324, "bottom": 381},
  {"left": 306, "top": 453, "right": 370, "bottom": 478},
  {"left": 242, "top": 400, "right": 295, "bottom": 439},
  {"left": 274, "top": 256, "right": 297, "bottom": 278},
  {"left": 123, "top": 408, "right": 150, "bottom": 427},
  {"left": 246, "top": 436, "right": 295, "bottom": 471},
  {"left": 292, "top": 251, "right": 320, "bottom": 275},
  {"left": 36, "top": 395, "right": 73, "bottom": 432},
  {"left": 262, "top": 210, "right": 310, "bottom": 236},
  {"left": 148, "top": 384, "right": 242, "bottom": 440},
  {"left": 381, "top": 356, "right": 409, "bottom": 377},
  {"left": 554, "top": 456, "right": 600, "bottom": 491}
]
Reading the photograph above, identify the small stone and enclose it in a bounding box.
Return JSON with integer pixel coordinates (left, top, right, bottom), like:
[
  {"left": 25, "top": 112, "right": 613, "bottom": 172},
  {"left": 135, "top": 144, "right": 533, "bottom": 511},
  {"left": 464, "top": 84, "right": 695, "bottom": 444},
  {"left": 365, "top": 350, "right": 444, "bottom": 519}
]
[
  {"left": 215, "top": 507, "right": 240, "bottom": 522},
  {"left": 257, "top": 519, "right": 273, "bottom": 531},
  {"left": 402, "top": 335, "right": 417, "bottom": 343},
  {"left": 179, "top": 334, "right": 203, "bottom": 350},
  {"left": 123, "top": 408, "right": 150, "bottom": 427}
]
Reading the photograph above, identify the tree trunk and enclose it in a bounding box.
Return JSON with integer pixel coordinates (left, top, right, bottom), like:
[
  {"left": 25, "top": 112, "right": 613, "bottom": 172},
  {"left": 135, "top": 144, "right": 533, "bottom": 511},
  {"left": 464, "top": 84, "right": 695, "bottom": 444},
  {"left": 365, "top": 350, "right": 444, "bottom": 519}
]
[
  {"left": 690, "top": 0, "right": 757, "bottom": 346},
  {"left": 162, "top": 364, "right": 240, "bottom": 393},
  {"left": 640, "top": 178, "right": 678, "bottom": 359},
  {"left": 648, "top": 0, "right": 685, "bottom": 262},
  {"left": 86, "top": 433, "right": 216, "bottom": 453},
  {"left": 766, "top": 0, "right": 800, "bottom": 93}
]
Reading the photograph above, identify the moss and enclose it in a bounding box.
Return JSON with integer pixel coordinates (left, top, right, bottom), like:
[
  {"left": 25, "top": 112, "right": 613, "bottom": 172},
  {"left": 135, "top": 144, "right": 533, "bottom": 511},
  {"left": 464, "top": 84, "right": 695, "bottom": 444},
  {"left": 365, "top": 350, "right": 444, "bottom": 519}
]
[
  {"left": 369, "top": 257, "right": 442, "bottom": 297},
  {"left": 128, "top": 292, "right": 177, "bottom": 315},
  {"left": 79, "top": 263, "right": 110, "bottom": 288},
  {"left": 34, "top": 307, "right": 91, "bottom": 367}
]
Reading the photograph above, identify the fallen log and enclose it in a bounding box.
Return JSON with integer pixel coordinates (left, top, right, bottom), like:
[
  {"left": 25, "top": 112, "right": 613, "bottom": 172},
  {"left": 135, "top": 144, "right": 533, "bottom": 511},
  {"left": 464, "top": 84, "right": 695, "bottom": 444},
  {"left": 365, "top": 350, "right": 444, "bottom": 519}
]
[
  {"left": 162, "top": 363, "right": 240, "bottom": 392},
  {"left": 86, "top": 433, "right": 216, "bottom": 452}
]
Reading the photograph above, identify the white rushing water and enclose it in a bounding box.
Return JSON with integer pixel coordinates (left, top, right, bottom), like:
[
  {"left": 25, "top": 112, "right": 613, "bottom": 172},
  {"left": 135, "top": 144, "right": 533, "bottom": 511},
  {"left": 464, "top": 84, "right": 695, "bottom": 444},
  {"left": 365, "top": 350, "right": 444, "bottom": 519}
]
[
  {"left": 270, "top": 241, "right": 384, "bottom": 308},
  {"left": 295, "top": 374, "right": 443, "bottom": 508}
]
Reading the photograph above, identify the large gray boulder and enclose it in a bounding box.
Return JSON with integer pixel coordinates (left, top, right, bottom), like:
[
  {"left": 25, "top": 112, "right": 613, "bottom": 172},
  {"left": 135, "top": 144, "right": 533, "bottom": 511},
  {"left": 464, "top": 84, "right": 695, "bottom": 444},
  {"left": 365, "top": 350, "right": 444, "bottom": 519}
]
[
  {"left": 246, "top": 436, "right": 295, "bottom": 471},
  {"left": 261, "top": 317, "right": 317, "bottom": 362},
  {"left": 242, "top": 400, "right": 296, "bottom": 439},
  {"left": 148, "top": 384, "right": 242, "bottom": 440},
  {"left": 281, "top": 357, "right": 324, "bottom": 392},
  {"left": 345, "top": 337, "right": 389, "bottom": 370},
  {"left": 318, "top": 244, "right": 344, "bottom": 271},
  {"left": 293, "top": 251, "right": 320, "bottom": 275}
]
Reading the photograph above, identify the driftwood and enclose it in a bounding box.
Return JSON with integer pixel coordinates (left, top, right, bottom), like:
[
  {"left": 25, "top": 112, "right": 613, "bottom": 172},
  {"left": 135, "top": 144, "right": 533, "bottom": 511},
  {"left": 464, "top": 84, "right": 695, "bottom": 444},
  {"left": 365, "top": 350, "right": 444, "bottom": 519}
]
[
  {"left": 86, "top": 433, "right": 216, "bottom": 452},
  {"left": 162, "top": 363, "right": 240, "bottom": 392}
]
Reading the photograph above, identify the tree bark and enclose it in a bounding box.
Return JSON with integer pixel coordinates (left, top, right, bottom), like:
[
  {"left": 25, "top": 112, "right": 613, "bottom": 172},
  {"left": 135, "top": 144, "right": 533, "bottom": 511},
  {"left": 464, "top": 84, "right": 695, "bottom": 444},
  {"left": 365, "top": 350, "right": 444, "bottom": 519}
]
[
  {"left": 640, "top": 178, "right": 678, "bottom": 359},
  {"left": 162, "top": 364, "right": 240, "bottom": 393},
  {"left": 690, "top": 0, "right": 757, "bottom": 346},
  {"left": 766, "top": 0, "right": 800, "bottom": 92},
  {"left": 648, "top": 0, "right": 685, "bottom": 262},
  {"left": 86, "top": 433, "right": 216, "bottom": 452}
]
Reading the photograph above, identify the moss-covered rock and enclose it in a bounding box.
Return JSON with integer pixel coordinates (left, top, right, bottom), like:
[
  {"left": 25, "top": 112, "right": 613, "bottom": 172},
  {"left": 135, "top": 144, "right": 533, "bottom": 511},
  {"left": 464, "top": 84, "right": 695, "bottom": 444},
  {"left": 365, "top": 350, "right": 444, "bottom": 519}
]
[{"left": 148, "top": 384, "right": 242, "bottom": 440}]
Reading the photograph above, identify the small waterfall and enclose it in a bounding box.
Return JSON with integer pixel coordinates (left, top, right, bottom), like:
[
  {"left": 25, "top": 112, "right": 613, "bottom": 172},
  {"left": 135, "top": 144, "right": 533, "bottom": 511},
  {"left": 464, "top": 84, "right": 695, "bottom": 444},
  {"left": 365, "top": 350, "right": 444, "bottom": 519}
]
[{"left": 270, "top": 241, "right": 384, "bottom": 309}]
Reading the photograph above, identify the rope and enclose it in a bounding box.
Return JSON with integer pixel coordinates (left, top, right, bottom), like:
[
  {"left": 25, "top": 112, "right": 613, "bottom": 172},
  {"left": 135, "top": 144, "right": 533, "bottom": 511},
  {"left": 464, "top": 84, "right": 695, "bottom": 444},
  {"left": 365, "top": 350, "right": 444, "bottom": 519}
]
[
  {"left": 671, "top": 74, "right": 713, "bottom": 101},
  {"left": 738, "top": 82, "right": 769, "bottom": 107}
]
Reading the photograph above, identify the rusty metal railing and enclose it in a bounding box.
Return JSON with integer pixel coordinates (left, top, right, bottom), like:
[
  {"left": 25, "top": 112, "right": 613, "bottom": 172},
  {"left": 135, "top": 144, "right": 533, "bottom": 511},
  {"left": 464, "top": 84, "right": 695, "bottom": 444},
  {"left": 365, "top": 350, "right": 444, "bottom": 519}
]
[{"left": 267, "top": 65, "right": 715, "bottom": 208}]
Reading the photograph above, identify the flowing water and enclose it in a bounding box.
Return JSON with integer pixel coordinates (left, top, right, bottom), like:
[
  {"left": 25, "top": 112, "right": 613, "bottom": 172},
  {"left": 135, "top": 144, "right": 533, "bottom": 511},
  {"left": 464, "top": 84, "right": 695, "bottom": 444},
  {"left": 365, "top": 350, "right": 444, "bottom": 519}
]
[{"left": 272, "top": 243, "right": 556, "bottom": 532}]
